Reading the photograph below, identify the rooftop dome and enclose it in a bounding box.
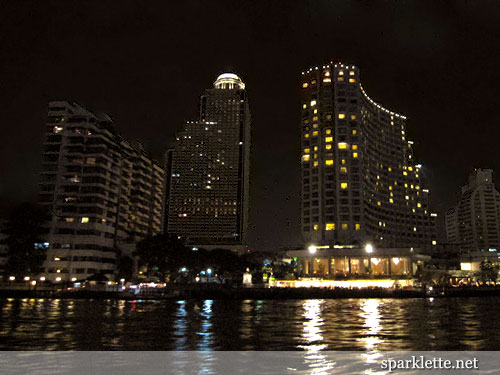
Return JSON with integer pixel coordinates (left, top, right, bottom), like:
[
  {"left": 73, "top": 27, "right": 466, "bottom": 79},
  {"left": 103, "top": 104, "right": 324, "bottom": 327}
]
[{"left": 214, "top": 73, "right": 245, "bottom": 90}]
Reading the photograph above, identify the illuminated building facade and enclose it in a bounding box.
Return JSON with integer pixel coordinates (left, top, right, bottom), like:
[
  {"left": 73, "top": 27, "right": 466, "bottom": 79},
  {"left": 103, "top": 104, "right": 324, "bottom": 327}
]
[
  {"left": 446, "top": 168, "right": 500, "bottom": 252},
  {"left": 300, "top": 62, "right": 436, "bottom": 249},
  {"left": 38, "top": 101, "right": 164, "bottom": 282},
  {"left": 165, "top": 73, "right": 251, "bottom": 252}
]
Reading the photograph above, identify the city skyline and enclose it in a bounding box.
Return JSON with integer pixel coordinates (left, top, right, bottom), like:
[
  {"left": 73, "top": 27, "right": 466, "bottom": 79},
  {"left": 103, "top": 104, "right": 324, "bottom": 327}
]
[{"left": 2, "top": 2, "right": 500, "bottom": 252}]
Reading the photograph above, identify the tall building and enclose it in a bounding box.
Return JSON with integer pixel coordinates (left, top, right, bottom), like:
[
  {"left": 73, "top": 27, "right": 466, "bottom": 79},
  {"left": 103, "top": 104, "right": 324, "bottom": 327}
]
[
  {"left": 38, "top": 101, "right": 164, "bottom": 281},
  {"left": 446, "top": 168, "right": 500, "bottom": 252},
  {"left": 165, "top": 73, "right": 251, "bottom": 252},
  {"left": 300, "top": 62, "right": 436, "bottom": 249}
]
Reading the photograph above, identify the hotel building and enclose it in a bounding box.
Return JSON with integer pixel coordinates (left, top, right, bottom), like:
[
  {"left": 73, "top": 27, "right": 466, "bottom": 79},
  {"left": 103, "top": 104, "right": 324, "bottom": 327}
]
[
  {"left": 300, "top": 62, "right": 437, "bottom": 250},
  {"left": 165, "top": 73, "right": 251, "bottom": 252},
  {"left": 446, "top": 168, "right": 500, "bottom": 252},
  {"left": 38, "top": 101, "right": 164, "bottom": 282}
]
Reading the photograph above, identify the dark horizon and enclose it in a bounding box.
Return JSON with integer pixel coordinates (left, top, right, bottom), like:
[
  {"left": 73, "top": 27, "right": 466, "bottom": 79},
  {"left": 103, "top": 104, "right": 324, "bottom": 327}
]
[{"left": 2, "top": 1, "right": 500, "bottom": 251}]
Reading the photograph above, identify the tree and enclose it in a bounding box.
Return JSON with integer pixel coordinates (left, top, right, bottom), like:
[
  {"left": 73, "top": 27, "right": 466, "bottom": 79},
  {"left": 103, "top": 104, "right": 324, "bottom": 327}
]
[
  {"left": 479, "top": 260, "right": 499, "bottom": 284},
  {"left": 133, "top": 234, "right": 187, "bottom": 281},
  {"left": 4, "top": 203, "right": 49, "bottom": 278}
]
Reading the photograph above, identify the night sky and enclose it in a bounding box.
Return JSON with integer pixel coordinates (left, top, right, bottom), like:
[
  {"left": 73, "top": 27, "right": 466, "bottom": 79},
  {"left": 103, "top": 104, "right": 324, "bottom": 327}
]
[{"left": 1, "top": 1, "right": 500, "bottom": 252}]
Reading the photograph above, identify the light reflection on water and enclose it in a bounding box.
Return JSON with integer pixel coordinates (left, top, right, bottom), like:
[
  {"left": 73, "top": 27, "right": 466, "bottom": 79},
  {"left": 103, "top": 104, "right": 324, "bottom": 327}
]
[{"left": 1, "top": 297, "right": 500, "bottom": 351}]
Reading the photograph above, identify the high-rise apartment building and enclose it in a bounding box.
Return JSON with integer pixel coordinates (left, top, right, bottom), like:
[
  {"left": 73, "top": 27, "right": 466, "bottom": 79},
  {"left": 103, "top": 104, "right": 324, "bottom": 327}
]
[
  {"left": 39, "top": 101, "right": 164, "bottom": 281},
  {"left": 300, "top": 62, "right": 436, "bottom": 249},
  {"left": 165, "top": 73, "right": 251, "bottom": 252},
  {"left": 446, "top": 168, "right": 500, "bottom": 252}
]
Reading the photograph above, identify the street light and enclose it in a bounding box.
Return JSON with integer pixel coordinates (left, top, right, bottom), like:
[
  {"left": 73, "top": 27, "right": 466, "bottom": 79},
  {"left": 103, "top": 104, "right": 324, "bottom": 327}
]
[
  {"left": 365, "top": 243, "right": 374, "bottom": 254},
  {"left": 9, "top": 276, "right": 15, "bottom": 281},
  {"left": 308, "top": 245, "right": 317, "bottom": 254}
]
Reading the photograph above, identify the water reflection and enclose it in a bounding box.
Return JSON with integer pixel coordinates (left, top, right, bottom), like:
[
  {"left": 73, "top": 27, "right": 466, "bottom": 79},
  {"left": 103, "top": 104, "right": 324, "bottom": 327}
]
[{"left": 2, "top": 297, "right": 500, "bottom": 350}]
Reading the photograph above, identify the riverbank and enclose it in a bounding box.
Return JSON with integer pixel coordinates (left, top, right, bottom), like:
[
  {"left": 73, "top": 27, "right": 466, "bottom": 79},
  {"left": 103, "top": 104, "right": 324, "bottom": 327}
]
[{"left": 2, "top": 285, "right": 500, "bottom": 299}]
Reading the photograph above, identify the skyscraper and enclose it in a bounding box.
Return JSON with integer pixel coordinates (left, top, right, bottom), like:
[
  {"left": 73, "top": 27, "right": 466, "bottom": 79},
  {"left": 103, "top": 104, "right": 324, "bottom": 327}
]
[
  {"left": 300, "top": 63, "right": 436, "bottom": 249},
  {"left": 446, "top": 168, "right": 500, "bottom": 252},
  {"left": 39, "top": 101, "right": 164, "bottom": 281},
  {"left": 165, "top": 73, "right": 251, "bottom": 252}
]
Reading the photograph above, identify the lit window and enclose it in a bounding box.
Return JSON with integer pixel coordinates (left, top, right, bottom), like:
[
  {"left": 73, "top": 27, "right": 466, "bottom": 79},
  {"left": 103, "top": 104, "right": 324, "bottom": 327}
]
[
  {"left": 310, "top": 100, "right": 317, "bottom": 106},
  {"left": 324, "top": 70, "right": 331, "bottom": 77},
  {"left": 313, "top": 224, "right": 319, "bottom": 231},
  {"left": 349, "top": 71, "right": 355, "bottom": 76},
  {"left": 53, "top": 126, "right": 63, "bottom": 134},
  {"left": 341, "top": 159, "right": 346, "bottom": 164},
  {"left": 325, "top": 160, "right": 334, "bottom": 166},
  {"left": 311, "top": 80, "right": 316, "bottom": 85},
  {"left": 302, "top": 155, "right": 310, "bottom": 162},
  {"left": 325, "top": 137, "right": 333, "bottom": 143},
  {"left": 432, "top": 240, "right": 437, "bottom": 246},
  {"left": 325, "top": 129, "right": 331, "bottom": 135},
  {"left": 342, "top": 223, "right": 348, "bottom": 230},
  {"left": 302, "top": 82, "right": 309, "bottom": 88},
  {"left": 405, "top": 195, "right": 409, "bottom": 200},
  {"left": 352, "top": 129, "right": 357, "bottom": 135},
  {"left": 340, "top": 167, "right": 347, "bottom": 173},
  {"left": 377, "top": 201, "right": 381, "bottom": 206},
  {"left": 353, "top": 152, "right": 358, "bottom": 158},
  {"left": 351, "top": 115, "right": 356, "bottom": 120},
  {"left": 64, "top": 218, "right": 75, "bottom": 223},
  {"left": 303, "top": 104, "right": 307, "bottom": 109},
  {"left": 389, "top": 186, "right": 392, "bottom": 190},
  {"left": 388, "top": 167, "right": 392, "bottom": 172},
  {"left": 352, "top": 145, "right": 357, "bottom": 150},
  {"left": 338, "top": 142, "right": 348, "bottom": 149},
  {"left": 313, "top": 161, "right": 318, "bottom": 167},
  {"left": 417, "top": 203, "right": 421, "bottom": 208},
  {"left": 313, "top": 123, "right": 318, "bottom": 128},
  {"left": 314, "top": 153, "right": 318, "bottom": 159},
  {"left": 326, "top": 114, "right": 332, "bottom": 120},
  {"left": 304, "top": 133, "right": 309, "bottom": 139},
  {"left": 349, "top": 78, "right": 356, "bottom": 83},
  {"left": 323, "top": 78, "right": 331, "bottom": 83},
  {"left": 403, "top": 171, "right": 408, "bottom": 176},
  {"left": 389, "top": 198, "right": 394, "bottom": 204},
  {"left": 338, "top": 113, "right": 345, "bottom": 119},
  {"left": 304, "top": 148, "right": 310, "bottom": 153},
  {"left": 355, "top": 223, "right": 360, "bottom": 230},
  {"left": 337, "top": 77, "right": 345, "bottom": 81},
  {"left": 338, "top": 70, "right": 344, "bottom": 75},
  {"left": 413, "top": 227, "right": 417, "bottom": 232},
  {"left": 314, "top": 109, "right": 318, "bottom": 114},
  {"left": 81, "top": 217, "right": 89, "bottom": 223},
  {"left": 313, "top": 116, "right": 318, "bottom": 121},
  {"left": 325, "top": 223, "right": 335, "bottom": 231},
  {"left": 325, "top": 144, "right": 332, "bottom": 150},
  {"left": 313, "top": 146, "right": 318, "bottom": 151},
  {"left": 340, "top": 182, "right": 348, "bottom": 189},
  {"left": 312, "top": 131, "right": 318, "bottom": 136}
]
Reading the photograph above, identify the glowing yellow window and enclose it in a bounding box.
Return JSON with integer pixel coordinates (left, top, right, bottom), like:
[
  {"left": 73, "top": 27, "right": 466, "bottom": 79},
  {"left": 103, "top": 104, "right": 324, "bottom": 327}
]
[
  {"left": 338, "top": 142, "right": 348, "bottom": 149},
  {"left": 314, "top": 109, "right": 318, "bottom": 114},
  {"left": 377, "top": 201, "right": 381, "bottom": 206},
  {"left": 389, "top": 186, "right": 392, "bottom": 190},
  {"left": 310, "top": 100, "right": 317, "bottom": 106},
  {"left": 353, "top": 152, "right": 358, "bottom": 158},
  {"left": 313, "top": 161, "right": 318, "bottom": 167},
  {"left": 338, "top": 70, "right": 344, "bottom": 75},
  {"left": 404, "top": 184, "right": 408, "bottom": 188},
  {"left": 325, "top": 223, "right": 335, "bottom": 231},
  {"left": 323, "top": 77, "right": 331, "bottom": 83},
  {"left": 325, "top": 160, "right": 334, "bottom": 166},
  {"left": 312, "top": 131, "right": 318, "bottom": 136},
  {"left": 340, "top": 167, "right": 347, "bottom": 173},
  {"left": 417, "top": 203, "right": 422, "bottom": 208},
  {"left": 324, "top": 70, "right": 331, "bottom": 77},
  {"left": 311, "top": 80, "right": 317, "bottom": 85},
  {"left": 341, "top": 159, "right": 346, "bottom": 164},
  {"left": 349, "top": 78, "right": 356, "bottom": 83},
  {"left": 302, "top": 82, "right": 309, "bottom": 88},
  {"left": 403, "top": 171, "right": 408, "bottom": 176},
  {"left": 342, "top": 223, "right": 348, "bottom": 230},
  {"left": 326, "top": 114, "right": 332, "bottom": 120},
  {"left": 325, "top": 129, "right": 332, "bottom": 135},
  {"left": 338, "top": 113, "right": 345, "bottom": 119},
  {"left": 302, "top": 155, "right": 310, "bottom": 162},
  {"left": 325, "top": 144, "right": 332, "bottom": 150},
  {"left": 352, "top": 129, "right": 357, "bottom": 135},
  {"left": 325, "top": 137, "right": 333, "bottom": 143},
  {"left": 340, "top": 182, "right": 348, "bottom": 189},
  {"left": 355, "top": 223, "right": 360, "bottom": 230},
  {"left": 304, "top": 148, "right": 310, "bottom": 153},
  {"left": 314, "top": 153, "right": 318, "bottom": 159},
  {"left": 388, "top": 167, "right": 392, "bottom": 172},
  {"left": 313, "top": 123, "right": 318, "bottom": 128},
  {"left": 304, "top": 133, "right": 310, "bottom": 138},
  {"left": 351, "top": 115, "right": 357, "bottom": 120},
  {"left": 349, "top": 71, "right": 354, "bottom": 76},
  {"left": 338, "top": 77, "right": 345, "bottom": 82},
  {"left": 408, "top": 167, "right": 413, "bottom": 171},
  {"left": 405, "top": 195, "right": 409, "bottom": 200},
  {"left": 352, "top": 145, "right": 358, "bottom": 150},
  {"left": 313, "top": 116, "right": 318, "bottom": 121},
  {"left": 313, "top": 224, "right": 319, "bottom": 231},
  {"left": 81, "top": 217, "right": 89, "bottom": 223},
  {"left": 313, "top": 146, "right": 318, "bottom": 151},
  {"left": 389, "top": 198, "right": 394, "bottom": 204},
  {"left": 302, "top": 104, "right": 307, "bottom": 109}
]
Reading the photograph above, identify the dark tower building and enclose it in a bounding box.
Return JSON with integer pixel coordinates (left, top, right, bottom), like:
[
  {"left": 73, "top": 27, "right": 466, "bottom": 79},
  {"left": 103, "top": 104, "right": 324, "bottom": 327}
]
[
  {"left": 165, "top": 73, "right": 251, "bottom": 252},
  {"left": 300, "top": 63, "right": 436, "bottom": 249}
]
